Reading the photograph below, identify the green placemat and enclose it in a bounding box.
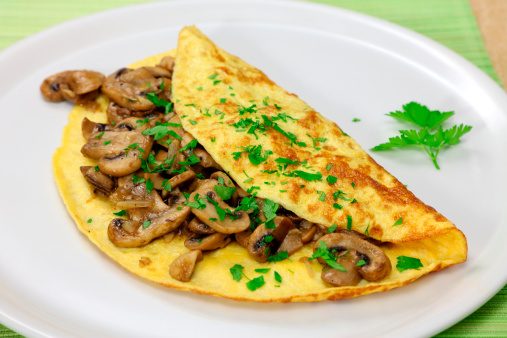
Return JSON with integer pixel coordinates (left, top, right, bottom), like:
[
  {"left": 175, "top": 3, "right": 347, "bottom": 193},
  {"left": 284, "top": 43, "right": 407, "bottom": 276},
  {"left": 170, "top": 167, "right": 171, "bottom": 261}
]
[{"left": 0, "top": 0, "right": 504, "bottom": 337}]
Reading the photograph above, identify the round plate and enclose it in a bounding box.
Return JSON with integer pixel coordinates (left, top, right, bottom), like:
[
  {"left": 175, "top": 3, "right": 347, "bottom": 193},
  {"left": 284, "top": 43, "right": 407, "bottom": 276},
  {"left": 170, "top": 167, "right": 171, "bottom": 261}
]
[{"left": 1, "top": 1, "right": 507, "bottom": 337}]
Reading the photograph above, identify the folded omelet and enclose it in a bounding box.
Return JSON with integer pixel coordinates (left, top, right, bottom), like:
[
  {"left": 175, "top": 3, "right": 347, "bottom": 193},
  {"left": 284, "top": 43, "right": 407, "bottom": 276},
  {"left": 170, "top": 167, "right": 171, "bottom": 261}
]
[{"left": 53, "top": 26, "right": 467, "bottom": 302}]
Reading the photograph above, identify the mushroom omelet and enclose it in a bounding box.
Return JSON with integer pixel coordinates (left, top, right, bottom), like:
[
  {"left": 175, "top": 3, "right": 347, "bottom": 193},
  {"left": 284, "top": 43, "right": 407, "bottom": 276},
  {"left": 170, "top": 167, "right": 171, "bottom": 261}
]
[{"left": 50, "top": 26, "right": 467, "bottom": 302}]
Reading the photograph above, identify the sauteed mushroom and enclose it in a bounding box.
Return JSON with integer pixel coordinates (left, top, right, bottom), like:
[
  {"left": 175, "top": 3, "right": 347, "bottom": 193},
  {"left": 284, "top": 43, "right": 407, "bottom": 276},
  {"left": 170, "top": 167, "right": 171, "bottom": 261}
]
[
  {"left": 102, "top": 67, "right": 172, "bottom": 111},
  {"left": 189, "top": 179, "right": 250, "bottom": 234},
  {"left": 108, "top": 189, "right": 191, "bottom": 247},
  {"left": 81, "top": 117, "right": 112, "bottom": 140},
  {"left": 40, "top": 70, "right": 104, "bottom": 103},
  {"left": 81, "top": 130, "right": 153, "bottom": 177},
  {"left": 313, "top": 233, "right": 391, "bottom": 286},
  {"left": 188, "top": 217, "right": 216, "bottom": 234},
  {"left": 184, "top": 233, "right": 231, "bottom": 251},
  {"left": 80, "top": 166, "right": 115, "bottom": 195},
  {"left": 247, "top": 216, "right": 294, "bottom": 262},
  {"left": 169, "top": 250, "right": 203, "bottom": 282}
]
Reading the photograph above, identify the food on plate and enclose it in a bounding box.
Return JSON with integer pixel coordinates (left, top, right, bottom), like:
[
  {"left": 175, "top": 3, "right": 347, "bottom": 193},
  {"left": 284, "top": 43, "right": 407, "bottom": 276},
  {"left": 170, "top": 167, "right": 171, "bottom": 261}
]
[{"left": 49, "top": 26, "right": 467, "bottom": 302}]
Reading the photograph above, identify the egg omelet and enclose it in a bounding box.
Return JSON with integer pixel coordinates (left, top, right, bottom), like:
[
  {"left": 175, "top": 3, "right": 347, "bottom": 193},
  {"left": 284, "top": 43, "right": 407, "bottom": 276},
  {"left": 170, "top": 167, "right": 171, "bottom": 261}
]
[{"left": 52, "top": 26, "right": 467, "bottom": 302}]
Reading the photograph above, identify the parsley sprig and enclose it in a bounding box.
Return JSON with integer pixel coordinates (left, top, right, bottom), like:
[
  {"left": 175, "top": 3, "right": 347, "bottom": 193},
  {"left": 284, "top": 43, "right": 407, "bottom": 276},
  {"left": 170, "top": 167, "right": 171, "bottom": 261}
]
[{"left": 371, "top": 102, "right": 472, "bottom": 169}]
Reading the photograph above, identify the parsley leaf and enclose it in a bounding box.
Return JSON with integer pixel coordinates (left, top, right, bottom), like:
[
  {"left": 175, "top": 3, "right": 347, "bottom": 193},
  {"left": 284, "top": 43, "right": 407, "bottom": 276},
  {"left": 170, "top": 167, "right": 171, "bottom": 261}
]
[
  {"left": 246, "top": 276, "right": 265, "bottom": 291},
  {"left": 393, "top": 217, "right": 403, "bottom": 226},
  {"left": 267, "top": 251, "right": 289, "bottom": 263},
  {"left": 396, "top": 256, "right": 423, "bottom": 272},
  {"left": 309, "top": 241, "right": 347, "bottom": 271},
  {"left": 230, "top": 264, "right": 246, "bottom": 282},
  {"left": 372, "top": 102, "right": 472, "bottom": 169},
  {"left": 274, "top": 271, "right": 282, "bottom": 283},
  {"left": 146, "top": 93, "right": 173, "bottom": 114},
  {"left": 142, "top": 122, "right": 182, "bottom": 140},
  {"left": 214, "top": 185, "right": 237, "bottom": 201},
  {"left": 263, "top": 198, "right": 279, "bottom": 229}
]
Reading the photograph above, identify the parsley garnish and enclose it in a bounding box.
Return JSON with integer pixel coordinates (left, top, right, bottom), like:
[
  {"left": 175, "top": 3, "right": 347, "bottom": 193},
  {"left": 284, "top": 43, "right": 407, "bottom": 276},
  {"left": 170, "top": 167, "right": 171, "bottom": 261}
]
[
  {"left": 113, "top": 210, "right": 126, "bottom": 217},
  {"left": 293, "top": 170, "right": 322, "bottom": 182},
  {"left": 142, "top": 122, "right": 182, "bottom": 140},
  {"left": 274, "top": 271, "right": 282, "bottom": 283},
  {"left": 214, "top": 185, "right": 236, "bottom": 201},
  {"left": 267, "top": 251, "right": 289, "bottom": 263},
  {"left": 263, "top": 198, "right": 279, "bottom": 229},
  {"left": 393, "top": 217, "right": 403, "bottom": 226},
  {"left": 309, "top": 241, "right": 347, "bottom": 271},
  {"left": 142, "top": 220, "right": 151, "bottom": 229},
  {"left": 396, "top": 256, "right": 423, "bottom": 272},
  {"left": 327, "top": 175, "right": 337, "bottom": 184},
  {"left": 146, "top": 93, "right": 173, "bottom": 114},
  {"left": 246, "top": 276, "right": 265, "bottom": 291},
  {"left": 346, "top": 215, "right": 352, "bottom": 230},
  {"left": 371, "top": 102, "right": 472, "bottom": 169},
  {"left": 230, "top": 264, "right": 246, "bottom": 282},
  {"left": 255, "top": 268, "right": 271, "bottom": 274},
  {"left": 328, "top": 224, "right": 338, "bottom": 233}
]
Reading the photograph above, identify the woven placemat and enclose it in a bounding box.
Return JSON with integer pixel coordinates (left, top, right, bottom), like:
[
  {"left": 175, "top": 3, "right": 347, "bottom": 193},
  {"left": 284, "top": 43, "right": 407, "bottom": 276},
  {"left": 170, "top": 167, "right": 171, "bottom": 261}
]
[{"left": 0, "top": 0, "right": 504, "bottom": 337}]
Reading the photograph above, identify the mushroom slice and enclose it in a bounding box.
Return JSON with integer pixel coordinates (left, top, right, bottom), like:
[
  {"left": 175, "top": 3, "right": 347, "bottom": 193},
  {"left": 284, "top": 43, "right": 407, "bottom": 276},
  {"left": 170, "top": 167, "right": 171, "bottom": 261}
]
[
  {"left": 188, "top": 217, "right": 216, "bottom": 235},
  {"left": 114, "top": 117, "right": 151, "bottom": 132},
  {"left": 108, "top": 190, "right": 191, "bottom": 248},
  {"left": 101, "top": 67, "right": 164, "bottom": 110},
  {"left": 81, "top": 130, "right": 153, "bottom": 177},
  {"left": 184, "top": 233, "right": 231, "bottom": 251},
  {"left": 277, "top": 228, "right": 303, "bottom": 255},
  {"left": 321, "top": 255, "right": 362, "bottom": 287},
  {"left": 40, "top": 70, "right": 104, "bottom": 103},
  {"left": 298, "top": 220, "right": 318, "bottom": 244},
  {"left": 169, "top": 250, "right": 203, "bottom": 282},
  {"left": 80, "top": 166, "right": 115, "bottom": 195},
  {"left": 247, "top": 216, "right": 294, "bottom": 263},
  {"left": 314, "top": 233, "right": 392, "bottom": 284},
  {"left": 234, "top": 228, "right": 252, "bottom": 248},
  {"left": 157, "top": 55, "right": 175, "bottom": 73},
  {"left": 189, "top": 179, "right": 250, "bottom": 234},
  {"left": 81, "top": 117, "right": 112, "bottom": 140},
  {"left": 106, "top": 101, "right": 156, "bottom": 124},
  {"left": 193, "top": 148, "right": 223, "bottom": 170}
]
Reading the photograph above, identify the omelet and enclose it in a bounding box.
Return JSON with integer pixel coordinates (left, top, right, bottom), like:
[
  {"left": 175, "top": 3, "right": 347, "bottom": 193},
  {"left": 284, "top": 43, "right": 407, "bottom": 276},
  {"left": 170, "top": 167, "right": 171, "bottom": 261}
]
[{"left": 52, "top": 26, "right": 467, "bottom": 302}]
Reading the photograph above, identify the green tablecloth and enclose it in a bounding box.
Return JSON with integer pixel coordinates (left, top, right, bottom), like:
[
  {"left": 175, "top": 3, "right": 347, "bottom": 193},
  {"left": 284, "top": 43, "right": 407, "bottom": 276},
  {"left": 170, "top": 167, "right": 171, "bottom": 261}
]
[{"left": 0, "top": 0, "right": 504, "bottom": 336}]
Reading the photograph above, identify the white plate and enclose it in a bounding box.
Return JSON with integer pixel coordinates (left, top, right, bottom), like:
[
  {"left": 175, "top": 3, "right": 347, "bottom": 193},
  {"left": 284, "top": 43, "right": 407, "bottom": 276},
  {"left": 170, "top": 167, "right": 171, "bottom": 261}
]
[{"left": 1, "top": 0, "right": 507, "bottom": 337}]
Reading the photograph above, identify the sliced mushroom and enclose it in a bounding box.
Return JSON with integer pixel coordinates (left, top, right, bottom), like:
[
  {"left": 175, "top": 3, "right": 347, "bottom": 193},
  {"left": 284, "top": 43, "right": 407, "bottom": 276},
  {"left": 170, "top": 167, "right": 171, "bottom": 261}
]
[
  {"left": 169, "top": 250, "right": 203, "bottom": 282},
  {"left": 40, "top": 70, "right": 104, "bottom": 103},
  {"left": 108, "top": 189, "right": 191, "bottom": 247},
  {"left": 298, "top": 220, "right": 318, "bottom": 244},
  {"left": 80, "top": 166, "right": 115, "bottom": 195},
  {"left": 193, "top": 148, "right": 223, "bottom": 170},
  {"left": 321, "top": 255, "right": 362, "bottom": 287},
  {"left": 187, "top": 217, "right": 216, "bottom": 235},
  {"left": 102, "top": 67, "right": 166, "bottom": 110},
  {"left": 81, "top": 117, "right": 112, "bottom": 140},
  {"left": 313, "top": 233, "right": 391, "bottom": 286},
  {"left": 157, "top": 55, "right": 175, "bottom": 73},
  {"left": 106, "top": 101, "right": 156, "bottom": 124},
  {"left": 81, "top": 130, "right": 153, "bottom": 177},
  {"left": 247, "top": 216, "right": 294, "bottom": 263},
  {"left": 184, "top": 233, "right": 231, "bottom": 251},
  {"left": 189, "top": 179, "right": 250, "bottom": 234},
  {"left": 234, "top": 228, "right": 253, "bottom": 248},
  {"left": 277, "top": 228, "right": 303, "bottom": 255}
]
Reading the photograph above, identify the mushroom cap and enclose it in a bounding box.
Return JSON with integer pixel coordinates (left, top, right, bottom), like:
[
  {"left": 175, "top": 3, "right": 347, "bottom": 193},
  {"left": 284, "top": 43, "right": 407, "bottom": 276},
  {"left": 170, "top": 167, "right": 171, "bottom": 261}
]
[
  {"left": 247, "top": 216, "right": 294, "bottom": 263},
  {"left": 189, "top": 179, "right": 250, "bottom": 234},
  {"left": 314, "top": 233, "right": 392, "bottom": 282},
  {"left": 40, "top": 70, "right": 104, "bottom": 103}
]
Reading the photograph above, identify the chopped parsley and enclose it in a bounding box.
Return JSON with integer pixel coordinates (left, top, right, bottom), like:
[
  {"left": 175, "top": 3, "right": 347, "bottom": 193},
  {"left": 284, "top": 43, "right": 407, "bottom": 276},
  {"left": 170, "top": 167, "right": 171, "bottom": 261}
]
[
  {"left": 309, "top": 241, "right": 346, "bottom": 271},
  {"left": 230, "top": 264, "right": 246, "bottom": 282},
  {"left": 396, "top": 256, "right": 423, "bottom": 272},
  {"left": 393, "top": 217, "right": 403, "bottom": 226},
  {"left": 246, "top": 276, "right": 265, "bottom": 291}
]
